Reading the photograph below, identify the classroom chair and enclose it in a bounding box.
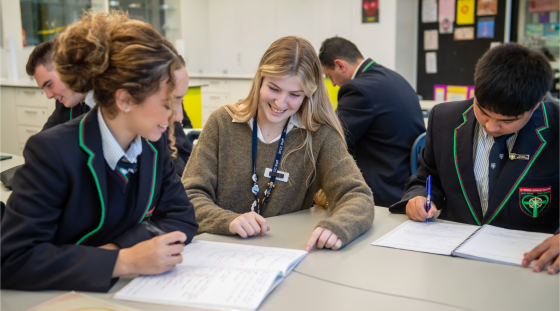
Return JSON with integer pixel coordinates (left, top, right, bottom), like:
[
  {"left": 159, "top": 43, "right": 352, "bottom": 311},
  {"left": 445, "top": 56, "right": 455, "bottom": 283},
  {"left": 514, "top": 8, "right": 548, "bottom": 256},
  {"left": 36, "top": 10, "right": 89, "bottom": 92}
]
[
  {"left": 186, "top": 129, "right": 202, "bottom": 146},
  {"left": 410, "top": 132, "right": 426, "bottom": 175}
]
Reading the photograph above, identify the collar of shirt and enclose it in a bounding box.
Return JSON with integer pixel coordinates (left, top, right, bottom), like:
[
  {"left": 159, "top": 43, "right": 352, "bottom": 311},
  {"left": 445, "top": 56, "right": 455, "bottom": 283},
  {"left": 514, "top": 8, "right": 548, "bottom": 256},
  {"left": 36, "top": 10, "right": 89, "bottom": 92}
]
[
  {"left": 233, "top": 113, "right": 305, "bottom": 143},
  {"left": 97, "top": 108, "right": 143, "bottom": 170},
  {"left": 84, "top": 91, "right": 96, "bottom": 109},
  {"left": 351, "top": 59, "right": 368, "bottom": 80}
]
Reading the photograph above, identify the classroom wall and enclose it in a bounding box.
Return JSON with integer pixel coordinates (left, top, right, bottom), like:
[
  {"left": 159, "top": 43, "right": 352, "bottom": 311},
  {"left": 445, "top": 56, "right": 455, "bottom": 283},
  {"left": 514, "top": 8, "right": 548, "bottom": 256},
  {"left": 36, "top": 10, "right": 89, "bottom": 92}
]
[
  {"left": 1, "top": 0, "right": 32, "bottom": 81},
  {"left": 182, "top": 0, "right": 418, "bottom": 89}
]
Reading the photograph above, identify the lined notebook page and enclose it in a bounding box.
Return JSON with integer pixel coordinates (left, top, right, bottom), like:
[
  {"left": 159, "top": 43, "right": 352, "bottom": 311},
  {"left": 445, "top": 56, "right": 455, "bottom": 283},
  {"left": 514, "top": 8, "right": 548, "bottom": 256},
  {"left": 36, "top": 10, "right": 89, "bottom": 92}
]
[
  {"left": 372, "top": 220, "right": 480, "bottom": 255},
  {"left": 114, "top": 266, "right": 282, "bottom": 311},
  {"left": 454, "top": 225, "right": 553, "bottom": 266},
  {"left": 178, "top": 240, "right": 308, "bottom": 276}
]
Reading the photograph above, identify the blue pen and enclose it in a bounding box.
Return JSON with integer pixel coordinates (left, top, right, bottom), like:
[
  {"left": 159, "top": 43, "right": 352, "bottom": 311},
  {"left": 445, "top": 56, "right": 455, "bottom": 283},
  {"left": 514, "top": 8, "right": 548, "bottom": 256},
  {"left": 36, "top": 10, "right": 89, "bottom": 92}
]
[{"left": 426, "top": 175, "right": 432, "bottom": 223}]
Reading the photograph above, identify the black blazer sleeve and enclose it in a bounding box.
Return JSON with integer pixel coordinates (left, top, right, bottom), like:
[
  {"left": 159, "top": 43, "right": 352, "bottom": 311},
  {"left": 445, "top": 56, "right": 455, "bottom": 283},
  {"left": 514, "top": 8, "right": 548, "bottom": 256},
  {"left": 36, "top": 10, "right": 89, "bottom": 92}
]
[
  {"left": 182, "top": 108, "right": 193, "bottom": 129},
  {"left": 389, "top": 105, "right": 446, "bottom": 213},
  {"left": 1, "top": 135, "right": 119, "bottom": 291},
  {"left": 336, "top": 84, "right": 375, "bottom": 152},
  {"left": 111, "top": 139, "right": 198, "bottom": 248},
  {"left": 41, "top": 101, "right": 63, "bottom": 132}
]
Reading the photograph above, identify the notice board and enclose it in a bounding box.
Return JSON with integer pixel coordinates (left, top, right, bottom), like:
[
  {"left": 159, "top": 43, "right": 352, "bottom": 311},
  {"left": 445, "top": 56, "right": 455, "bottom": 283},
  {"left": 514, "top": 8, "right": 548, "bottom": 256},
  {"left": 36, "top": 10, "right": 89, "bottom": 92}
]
[{"left": 416, "top": 0, "right": 508, "bottom": 100}]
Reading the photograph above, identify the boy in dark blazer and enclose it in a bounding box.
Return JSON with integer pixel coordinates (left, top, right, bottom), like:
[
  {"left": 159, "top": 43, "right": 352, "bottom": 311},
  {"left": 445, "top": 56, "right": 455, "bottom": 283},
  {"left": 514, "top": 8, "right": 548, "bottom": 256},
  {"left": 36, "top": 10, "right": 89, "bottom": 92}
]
[
  {"left": 26, "top": 42, "right": 92, "bottom": 131},
  {"left": 390, "top": 43, "right": 559, "bottom": 274},
  {"left": 319, "top": 37, "right": 425, "bottom": 207}
]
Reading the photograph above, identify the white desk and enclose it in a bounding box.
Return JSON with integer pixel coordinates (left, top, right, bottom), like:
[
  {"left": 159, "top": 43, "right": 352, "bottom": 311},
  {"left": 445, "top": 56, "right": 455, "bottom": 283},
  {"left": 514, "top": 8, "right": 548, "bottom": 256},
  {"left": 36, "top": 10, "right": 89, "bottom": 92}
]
[
  {"left": 420, "top": 100, "right": 444, "bottom": 110},
  {"left": 1, "top": 207, "right": 558, "bottom": 311},
  {"left": 0, "top": 153, "right": 24, "bottom": 202}
]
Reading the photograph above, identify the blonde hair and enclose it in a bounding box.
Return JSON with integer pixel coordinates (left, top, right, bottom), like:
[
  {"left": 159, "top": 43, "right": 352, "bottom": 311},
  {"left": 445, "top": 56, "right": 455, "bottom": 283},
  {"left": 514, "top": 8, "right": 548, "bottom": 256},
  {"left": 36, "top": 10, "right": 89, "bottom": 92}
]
[
  {"left": 52, "top": 10, "right": 183, "bottom": 157},
  {"left": 224, "top": 36, "right": 345, "bottom": 186}
]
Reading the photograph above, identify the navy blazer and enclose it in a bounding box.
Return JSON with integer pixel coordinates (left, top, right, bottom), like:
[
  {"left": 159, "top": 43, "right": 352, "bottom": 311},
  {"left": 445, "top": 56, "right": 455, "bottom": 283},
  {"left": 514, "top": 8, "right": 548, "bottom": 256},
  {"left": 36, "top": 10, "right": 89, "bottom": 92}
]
[
  {"left": 390, "top": 99, "right": 559, "bottom": 233},
  {"left": 337, "top": 59, "right": 426, "bottom": 207},
  {"left": 1, "top": 108, "right": 199, "bottom": 291},
  {"left": 42, "top": 100, "right": 89, "bottom": 131},
  {"left": 164, "top": 121, "right": 193, "bottom": 176}
]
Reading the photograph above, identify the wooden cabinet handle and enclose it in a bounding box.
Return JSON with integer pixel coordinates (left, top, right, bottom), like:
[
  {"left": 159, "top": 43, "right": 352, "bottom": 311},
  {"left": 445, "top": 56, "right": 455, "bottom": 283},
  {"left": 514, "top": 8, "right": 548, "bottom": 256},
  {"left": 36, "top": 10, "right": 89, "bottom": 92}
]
[
  {"left": 26, "top": 129, "right": 38, "bottom": 134},
  {"left": 209, "top": 80, "right": 220, "bottom": 84},
  {"left": 209, "top": 96, "right": 220, "bottom": 99},
  {"left": 24, "top": 110, "right": 37, "bottom": 114},
  {"left": 23, "top": 90, "right": 36, "bottom": 95}
]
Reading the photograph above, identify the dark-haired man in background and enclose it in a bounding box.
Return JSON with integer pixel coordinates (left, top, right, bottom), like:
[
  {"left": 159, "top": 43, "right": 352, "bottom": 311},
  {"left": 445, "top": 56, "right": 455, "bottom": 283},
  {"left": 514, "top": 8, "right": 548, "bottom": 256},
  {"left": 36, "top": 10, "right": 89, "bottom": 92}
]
[
  {"left": 26, "top": 41, "right": 93, "bottom": 131},
  {"left": 319, "top": 37, "right": 425, "bottom": 207},
  {"left": 390, "top": 43, "right": 559, "bottom": 274}
]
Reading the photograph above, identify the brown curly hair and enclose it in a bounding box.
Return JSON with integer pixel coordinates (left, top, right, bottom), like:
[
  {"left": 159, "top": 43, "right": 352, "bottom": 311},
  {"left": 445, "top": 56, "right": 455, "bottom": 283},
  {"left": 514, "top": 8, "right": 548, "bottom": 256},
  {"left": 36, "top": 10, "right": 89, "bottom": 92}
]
[{"left": 52, "top": 10, "right": 184, "bottom": 156}]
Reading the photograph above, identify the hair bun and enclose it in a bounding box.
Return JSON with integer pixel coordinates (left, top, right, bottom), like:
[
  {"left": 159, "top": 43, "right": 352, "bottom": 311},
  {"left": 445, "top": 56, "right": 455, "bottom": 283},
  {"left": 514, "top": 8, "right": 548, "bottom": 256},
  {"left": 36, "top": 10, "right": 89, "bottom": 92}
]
[{"left": 53, "top": 11, "right": 128, "bottom": 94}]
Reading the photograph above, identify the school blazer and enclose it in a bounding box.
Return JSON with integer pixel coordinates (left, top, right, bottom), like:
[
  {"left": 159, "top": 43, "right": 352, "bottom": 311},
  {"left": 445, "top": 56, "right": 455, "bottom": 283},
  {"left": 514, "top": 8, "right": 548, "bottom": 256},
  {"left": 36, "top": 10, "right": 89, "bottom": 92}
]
[
  {"left": 1, "top": 108, "right": 199, "bottom": 292},
  {"left": 42, "top": 100, "right": 89, "bottom": 131},
  {"left": 337, "top": 59, "right": 425, "bottom": 207},
  {"left": 164, "top": 121, "right": 193, "bottom": 176},
  {"left": 390, "top": 99, "right": 559, "bottom": 234}
]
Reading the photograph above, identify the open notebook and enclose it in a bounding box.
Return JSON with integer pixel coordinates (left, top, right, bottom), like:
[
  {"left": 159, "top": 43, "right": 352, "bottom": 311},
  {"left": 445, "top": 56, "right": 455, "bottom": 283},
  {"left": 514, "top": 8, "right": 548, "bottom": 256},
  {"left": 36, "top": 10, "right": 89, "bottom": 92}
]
[
  {"left": 114, "top": 240, "right": 307, "bottom": 311},
  {"left": 372, "top": 220, "right": 553, "bottom": 266}
]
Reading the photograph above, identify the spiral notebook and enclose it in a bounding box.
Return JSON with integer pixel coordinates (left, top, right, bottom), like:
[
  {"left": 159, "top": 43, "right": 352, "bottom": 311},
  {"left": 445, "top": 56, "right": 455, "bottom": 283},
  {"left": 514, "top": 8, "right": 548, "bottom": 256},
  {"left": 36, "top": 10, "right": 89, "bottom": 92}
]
[
  {"left": 114, "top": 240, "right": 307, "bottom": 311},
  {"left": 372, "top": 220, "right": 553, "bottom": 266}
]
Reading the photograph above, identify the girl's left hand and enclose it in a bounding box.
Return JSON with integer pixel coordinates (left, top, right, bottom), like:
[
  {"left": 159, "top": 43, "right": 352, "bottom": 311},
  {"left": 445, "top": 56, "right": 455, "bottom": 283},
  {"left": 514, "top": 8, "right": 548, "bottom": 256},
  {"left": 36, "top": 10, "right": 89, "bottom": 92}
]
[{"left": 305, "top": 227, "right": 343, "bottom": 251}]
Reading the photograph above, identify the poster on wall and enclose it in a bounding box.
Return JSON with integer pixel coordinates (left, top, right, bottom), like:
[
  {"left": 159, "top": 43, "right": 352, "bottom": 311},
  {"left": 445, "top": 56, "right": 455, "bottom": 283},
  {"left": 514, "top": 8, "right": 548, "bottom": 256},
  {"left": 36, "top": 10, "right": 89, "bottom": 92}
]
[
  {"left": 529, "top": 0, "right": 560, "bottom": 12},
  {"left": 454, "top": 27, "right": 475, "bottom": 40},
  {"left": 426, "top": 52, "right": 437, "bottom": 74},
  {"left": 439, "top": 0, "right": 456, "bottom": 33},
  {"left": 362, "top": 0, "right": 379, "bottom": 23},
  {"left": 477, "top": 0, "right": 498, "bottom": 16},
  {"left": 424, "top": 30, "right": 439, "bottom": 50},
  {"left": 477, "top": 17, "right": 495, "bottom": 38},
  {"left": 457, "top": 0, "right": 475, "bottom": 25},
  {"left": 539, "top": 12, "right": 550, "bottom": 23},
  {"left": 422, "top": 0, "right": 438, "bottom": 23}
]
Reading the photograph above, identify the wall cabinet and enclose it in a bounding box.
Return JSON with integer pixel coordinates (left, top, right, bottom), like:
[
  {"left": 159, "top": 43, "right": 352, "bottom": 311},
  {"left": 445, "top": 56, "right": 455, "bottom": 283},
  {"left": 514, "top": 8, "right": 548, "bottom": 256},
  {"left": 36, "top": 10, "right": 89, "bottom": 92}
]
[{"left": 1, "top": 86, "right": 55, "bottom": 155}]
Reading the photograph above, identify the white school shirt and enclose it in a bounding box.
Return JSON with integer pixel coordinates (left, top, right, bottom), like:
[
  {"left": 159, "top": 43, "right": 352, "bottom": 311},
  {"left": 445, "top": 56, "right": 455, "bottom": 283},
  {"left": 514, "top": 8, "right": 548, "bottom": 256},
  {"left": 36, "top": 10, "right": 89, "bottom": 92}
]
[
  {"left": 84, "top": 91, "right": 96, "bottom": 109},
  {"left": 97, "top": 108, "right": 143, "bottom": 171},
  {"left": 472, "top": 122, "right": 518, "bottom": 216},
  {"left": 233, "top": 113, "right": 306, "bottom": 143},
  {"left": 351, "top": 59, "right": 368, "bottom": 80}
]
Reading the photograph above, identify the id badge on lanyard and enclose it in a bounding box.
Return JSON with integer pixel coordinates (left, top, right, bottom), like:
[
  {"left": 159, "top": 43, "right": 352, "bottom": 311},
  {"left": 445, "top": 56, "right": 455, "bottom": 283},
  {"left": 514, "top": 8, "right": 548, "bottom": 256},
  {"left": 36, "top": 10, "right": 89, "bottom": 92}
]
[{"left": 251, "top": 113, "right": 288, "bottom": 215}]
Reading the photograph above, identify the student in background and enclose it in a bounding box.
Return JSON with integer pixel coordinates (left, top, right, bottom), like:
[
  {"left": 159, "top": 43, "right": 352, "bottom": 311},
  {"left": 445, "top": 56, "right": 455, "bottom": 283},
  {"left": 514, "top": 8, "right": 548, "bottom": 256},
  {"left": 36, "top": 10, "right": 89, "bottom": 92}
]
[
  {"left": 25, "top": 41, "right": 192, "bottom": 175},
  {"left": 1, "top": 11, "right": 199, "bottom": 291},
  {"left": 182, "top": 36, "right": 375, "bottom": 251},
  {"left": 319, "top": 37, "right": 425, "bottom": 208},
  {"left": 26, "top": 41, "right": 93, "bottom": 130},
  {"left": 390, "top": 43, "right": 559, "bottom": 274}
]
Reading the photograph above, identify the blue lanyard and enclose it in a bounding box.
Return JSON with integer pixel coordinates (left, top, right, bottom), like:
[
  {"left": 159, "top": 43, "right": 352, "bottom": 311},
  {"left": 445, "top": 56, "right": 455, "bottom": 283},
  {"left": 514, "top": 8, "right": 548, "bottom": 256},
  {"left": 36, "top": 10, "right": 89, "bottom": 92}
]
[{"left": 251, "top": 113, "right": 288, "bottom": 215}]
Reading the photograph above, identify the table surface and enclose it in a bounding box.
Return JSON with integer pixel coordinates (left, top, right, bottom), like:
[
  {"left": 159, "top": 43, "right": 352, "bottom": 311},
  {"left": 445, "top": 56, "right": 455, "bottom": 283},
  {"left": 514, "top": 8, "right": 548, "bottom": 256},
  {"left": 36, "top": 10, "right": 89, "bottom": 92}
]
[
  {"left": 2, "top": 206, "right": 557, "bottom": 311},
  {"left": 0, "top": 154, "right": 24, "bottom": 203}
]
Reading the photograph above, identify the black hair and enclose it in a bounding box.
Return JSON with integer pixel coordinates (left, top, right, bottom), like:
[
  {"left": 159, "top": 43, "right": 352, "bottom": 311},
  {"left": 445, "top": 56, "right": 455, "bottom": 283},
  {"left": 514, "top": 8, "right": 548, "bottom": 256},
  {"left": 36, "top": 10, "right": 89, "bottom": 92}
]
[
  {"left": 318, "top": 37, "right": 364, "bottom": 69},
  {"left": 540, "top": 47, "right": 556, "bottom": 62},
  {"left": 474, "top": 43, "right": 552, "bottom": 116},
  {"left": 26, "top": 41, "right": 54, "bottom": 76}
]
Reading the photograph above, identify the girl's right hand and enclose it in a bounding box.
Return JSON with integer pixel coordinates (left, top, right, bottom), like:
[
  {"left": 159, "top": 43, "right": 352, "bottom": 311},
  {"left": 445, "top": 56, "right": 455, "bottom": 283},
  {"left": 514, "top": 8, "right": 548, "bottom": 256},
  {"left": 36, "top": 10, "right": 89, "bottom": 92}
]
[
  {"left": 229, "top": 212, "right": 270, "bottom": 238},
  {"left": 112, "top": 231, "right": 186, "bottom": 277}
]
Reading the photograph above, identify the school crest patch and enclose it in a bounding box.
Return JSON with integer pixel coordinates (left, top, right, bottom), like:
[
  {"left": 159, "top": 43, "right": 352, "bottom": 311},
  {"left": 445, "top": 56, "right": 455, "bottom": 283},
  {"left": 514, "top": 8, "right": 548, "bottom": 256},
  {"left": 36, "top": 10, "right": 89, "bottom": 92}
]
[{"left": 519, "top": 187, "right": 551, "bottom": 218}]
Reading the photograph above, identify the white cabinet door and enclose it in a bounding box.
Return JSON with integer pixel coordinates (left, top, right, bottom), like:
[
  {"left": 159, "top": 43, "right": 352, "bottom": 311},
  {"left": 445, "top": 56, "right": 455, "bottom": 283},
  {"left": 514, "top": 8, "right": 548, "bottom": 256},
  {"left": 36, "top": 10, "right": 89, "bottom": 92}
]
[{"left": 1, "top": 87, "right": 20, "bottom": 155}]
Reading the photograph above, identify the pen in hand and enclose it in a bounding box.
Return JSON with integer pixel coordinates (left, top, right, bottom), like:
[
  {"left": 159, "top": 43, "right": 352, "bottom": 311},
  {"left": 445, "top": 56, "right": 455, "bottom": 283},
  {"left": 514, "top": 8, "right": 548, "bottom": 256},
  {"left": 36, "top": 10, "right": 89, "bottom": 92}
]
[
  {"left": 142, "top": 220, "right": 186, "bottom": 246},
  {"left": 426, "top": 175, "right": 432, "bottom": 223}
]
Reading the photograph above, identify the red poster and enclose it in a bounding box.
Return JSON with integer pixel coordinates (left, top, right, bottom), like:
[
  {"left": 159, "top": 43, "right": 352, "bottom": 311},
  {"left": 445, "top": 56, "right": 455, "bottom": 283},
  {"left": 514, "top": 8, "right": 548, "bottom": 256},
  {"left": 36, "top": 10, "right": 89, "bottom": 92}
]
[
  {"left": 529, "top": 0, "right": 560, "bottom": 12},
  {"left": 362, "top": 0, "right": 379, "bottom": 23}
]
